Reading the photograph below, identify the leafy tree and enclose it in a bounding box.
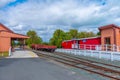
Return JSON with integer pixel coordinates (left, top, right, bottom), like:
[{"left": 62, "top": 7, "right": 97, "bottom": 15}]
[
  {"left": 26, "top": 30, "right": 42, "bottom": 46},
  {"left": 11, "top": 41, "right": 16, "bottom": 47},
  {"left": 78, "top": 32, "right": 87, "bottom": 38},
  {"left": 78, "top": 31, "right": 96, "bottom": 38},
  {"left": 50, "top": 29, "right": 66, "bottom": 48},
  {"left": 87, "top": 32, "right": 96, "bottom": 37},
  {"left": 97, "top": 32, "right": 101, "bottom": 35},
  {"left": 64, "top": 32, "right": 72, "bottom": 40},
  {"left": 42, "top": 42, "right": 49, "bottom": 45},
  {"left": 68, "top": 29, "right": 78, "bottom": 39}
]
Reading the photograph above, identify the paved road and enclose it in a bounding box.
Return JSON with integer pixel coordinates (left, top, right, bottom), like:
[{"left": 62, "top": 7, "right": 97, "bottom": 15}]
[{"left": 0, "top": 57, "right": 95, "bottom": 80}]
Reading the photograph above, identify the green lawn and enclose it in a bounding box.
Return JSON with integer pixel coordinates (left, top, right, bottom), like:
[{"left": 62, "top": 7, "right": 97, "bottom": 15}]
[{"left": 0, "top": 52, "right": 9, "bottom": 57}]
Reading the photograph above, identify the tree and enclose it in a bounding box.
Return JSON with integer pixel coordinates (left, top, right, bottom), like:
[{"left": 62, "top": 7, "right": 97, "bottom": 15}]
[
  {"left": 64, "top": 32, "right": 72, "bottom": 40},
  {"left": 49, "top": 29, "right": 66, "bottom": 48},
  {"left": 78, "top": 31, "right": 96, "bottom": 38},
  {"left": 68, "top": 29, "right": 78, "bottom": 39},
  {"left": 26, "top": 30, "right": 42, "bottom": 46},
  {"left": 78, "top": 32, "right": 87, "bottom": 38},
  {"left": 42, "top": 42, "right": 49, "bottom": 45},
  {"left": 97, "top": 32, "right": 101, "bottom": 35}
]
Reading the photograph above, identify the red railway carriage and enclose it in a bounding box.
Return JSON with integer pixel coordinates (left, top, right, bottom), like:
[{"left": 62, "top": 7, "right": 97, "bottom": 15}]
[
  {"left": 62, "top": 36, "right": 101, "bottom": 50},
  {"left": 31, "top": 44, "right": 57, "bottom": 52},
  {"left": 62, "top": 40, "right": 74, "bottom": 49}
]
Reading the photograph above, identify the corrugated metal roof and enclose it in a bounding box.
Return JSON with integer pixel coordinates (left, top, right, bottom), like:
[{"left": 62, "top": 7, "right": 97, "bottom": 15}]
[{"left": 63, "top": 36, "right": 101, "bottom": 42}]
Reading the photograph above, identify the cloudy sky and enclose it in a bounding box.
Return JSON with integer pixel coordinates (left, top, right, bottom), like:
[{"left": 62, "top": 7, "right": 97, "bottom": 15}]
[{"left": 0, "top": 0, "right": 120, "bottom": 42}]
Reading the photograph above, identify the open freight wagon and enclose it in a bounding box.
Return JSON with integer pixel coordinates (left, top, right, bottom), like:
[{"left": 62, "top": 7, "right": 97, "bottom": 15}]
[{"left": 31, "top": 44, "right": 57, "bottom": 52}]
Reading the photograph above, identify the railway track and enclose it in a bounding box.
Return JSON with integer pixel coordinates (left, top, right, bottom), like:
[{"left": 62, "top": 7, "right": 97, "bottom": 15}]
[
  {"left": 54, "top": 52, "right": 120, "bottom": 69},
  {"left": 32, "top": 50, "right": 120, "bottom": 80}
]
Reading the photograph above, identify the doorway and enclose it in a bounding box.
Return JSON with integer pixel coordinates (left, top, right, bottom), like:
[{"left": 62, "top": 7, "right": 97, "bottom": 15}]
[
  {"left": 105, "top": 37, "right": 111, "bottom": 45},
  {"left": 104, "top": 37, "right": 111, "bottom": 50}
]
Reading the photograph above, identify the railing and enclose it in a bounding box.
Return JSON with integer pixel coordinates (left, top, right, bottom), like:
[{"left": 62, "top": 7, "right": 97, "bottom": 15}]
[
  {"left": 56, "top": 44, "right": 120, "bottom": 61},
  {"left": 9, "top": 47, "right": 12, "bottom": 56},
  {"left": 72, "top": 44, "right": 120, "bottom": 52}
]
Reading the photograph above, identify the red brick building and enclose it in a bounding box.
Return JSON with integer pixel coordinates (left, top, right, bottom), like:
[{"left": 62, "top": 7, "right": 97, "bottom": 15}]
[{"left": 99, "top": 24, "right": 120, "bottom": 46}]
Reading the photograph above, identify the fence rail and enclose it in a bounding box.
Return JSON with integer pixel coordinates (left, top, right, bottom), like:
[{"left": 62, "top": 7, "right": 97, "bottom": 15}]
[
  {"left": 56, "top": 44, "right": 120, "bottom": 61},
  {"left": 71, "top": 44, "right": 120, "bottom": 52}
]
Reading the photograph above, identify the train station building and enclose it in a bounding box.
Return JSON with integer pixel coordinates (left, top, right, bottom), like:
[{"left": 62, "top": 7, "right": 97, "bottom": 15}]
[{"left": 0, "top": 23, "right": 29, "bottom": 54}]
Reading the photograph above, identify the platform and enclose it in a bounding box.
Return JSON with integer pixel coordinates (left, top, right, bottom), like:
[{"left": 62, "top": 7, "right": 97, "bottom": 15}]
[{"left": 7, "top": 49, "right": 38, "bottom": 58}]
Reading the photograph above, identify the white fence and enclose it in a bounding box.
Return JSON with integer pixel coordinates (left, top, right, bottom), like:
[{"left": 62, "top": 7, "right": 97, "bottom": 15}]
[
  {"left": 55, "top": 48, "right": 120, "bottom": 61},
  {"left": 72, "top": 44, "right": 120, "bottom": 52}
]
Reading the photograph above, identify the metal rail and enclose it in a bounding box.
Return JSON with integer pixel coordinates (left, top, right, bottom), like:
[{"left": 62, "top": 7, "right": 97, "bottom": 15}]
[
  {"left": 54, "top": 52, "right": 120, "bottom": 74},
  {"left": 32, "top": 50, "right": 120, "bottom": 80},
  {"left": 55, "top": 52, "right": 120, "bottom": 69}
]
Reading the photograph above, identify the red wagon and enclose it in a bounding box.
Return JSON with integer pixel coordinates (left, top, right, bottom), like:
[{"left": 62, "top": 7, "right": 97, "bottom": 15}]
[{"left": 31, "top": 44, "right": 57, "bottom": 52}]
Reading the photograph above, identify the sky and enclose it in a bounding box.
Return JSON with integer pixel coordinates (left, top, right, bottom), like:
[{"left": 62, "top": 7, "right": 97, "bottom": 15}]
[{"left": 0, "top": 0, "right": 120, "bottom": 42}]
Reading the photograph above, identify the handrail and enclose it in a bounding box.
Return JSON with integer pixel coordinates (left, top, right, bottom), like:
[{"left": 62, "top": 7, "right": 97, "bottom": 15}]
[{"left": 9, "top": 47, "right": 12, "bottom": 56}]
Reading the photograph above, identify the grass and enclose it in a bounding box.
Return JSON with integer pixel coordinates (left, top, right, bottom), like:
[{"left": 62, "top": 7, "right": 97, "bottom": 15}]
[{"left": 0, "top": 51, "right": 9, "bottom": 57}]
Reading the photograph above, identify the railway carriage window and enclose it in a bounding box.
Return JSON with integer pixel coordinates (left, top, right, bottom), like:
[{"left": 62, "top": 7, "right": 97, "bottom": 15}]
[{"left": 83, "top": 39, "right": 86, "bottom": 42}]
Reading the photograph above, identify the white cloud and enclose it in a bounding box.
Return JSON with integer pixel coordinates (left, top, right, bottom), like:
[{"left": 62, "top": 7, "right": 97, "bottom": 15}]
[
  {"left": 1, "top": 0, "right": 120, "bottom": 41},
  {"left": 0, "top": 0, "right": 16, "bottom": 8}
]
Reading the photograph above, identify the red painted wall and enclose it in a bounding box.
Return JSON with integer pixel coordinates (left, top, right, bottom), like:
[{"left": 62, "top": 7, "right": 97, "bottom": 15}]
[
  {"left": 79, "top": 37, "right": 101, "bottom": 50},
  {"left": 79, "top": 37, "right": 101, "bottom": 45},
  {"left": 62, "top": 40, "right": 74, "bottom": 49},
  {"left": 62, "top": 37, "right": 101, "bottom": 50}
]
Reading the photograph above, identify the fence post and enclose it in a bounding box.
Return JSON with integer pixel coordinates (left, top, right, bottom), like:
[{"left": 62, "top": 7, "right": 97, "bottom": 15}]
[
  {"left": 70, "top": 49, "right": 71, "bottom": 54},
  {"left": 112, "top": 44, "right": 115, "bottom": 52},
  {"left": 90, "top": 45, "right": 92, "bottom": 57},
  {"left": 76, "top": 49, "right": 77, "bottom": 55},
  {"left": 116, "top": 46, "right": 119, "bottom": 52},
  {"left": 84, "top": 45, "right": 86, "bottom": 56},
  {"left": 73, "top": 49, "right": 75, "bottom": 55},
  {"left": 75, "top": 49, "right": 76, "bottom": 55},
  {"left": 106, "top": 44, "right": 107, "bottom": 51},
  {"left": 9, "top": 47, "right": 11, "bottom": 56},
  {"left": 99, "top": 51, "right": 101, "bottom": 59},
  {"left": 117, "top": 46, "right": 119, "bottom": 52},
  {"left": 79, "top": 44, "right": 80, "bottom": 49},
  {"left": 110, "top": 52, "right": 113, "bottom": 61}
]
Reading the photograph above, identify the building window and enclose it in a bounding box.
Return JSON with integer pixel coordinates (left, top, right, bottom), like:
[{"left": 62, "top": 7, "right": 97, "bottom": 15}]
[{"left": 105, "top": 37, "right": 111, "bottom": 45}]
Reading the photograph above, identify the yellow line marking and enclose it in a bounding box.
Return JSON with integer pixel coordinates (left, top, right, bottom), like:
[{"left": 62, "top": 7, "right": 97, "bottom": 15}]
[{"left": 29, "top": 52, "right": 38, "bottom": 57}]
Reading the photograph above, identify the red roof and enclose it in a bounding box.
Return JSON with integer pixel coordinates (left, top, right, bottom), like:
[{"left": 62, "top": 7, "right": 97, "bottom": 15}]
[
  {"left": 99, "top": 24, "right": 120, "bottom": 30},
  {"left": 63, "top": 36, "right": 101, "bottom": 42},
  {"left": 0, "top": 23, "right": 14, "bottom": 33},
  {"left": 0, "top": 23, "right": 29, "bottom": 39}
]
